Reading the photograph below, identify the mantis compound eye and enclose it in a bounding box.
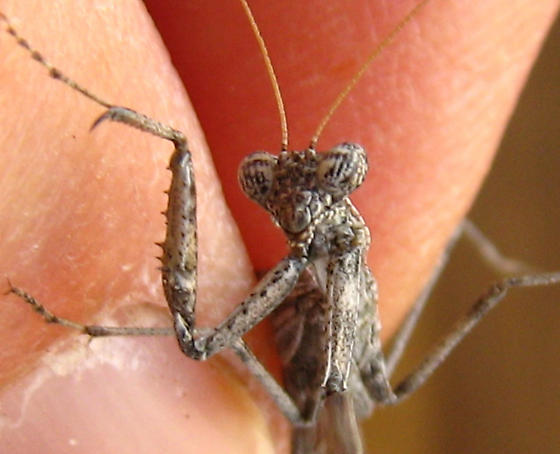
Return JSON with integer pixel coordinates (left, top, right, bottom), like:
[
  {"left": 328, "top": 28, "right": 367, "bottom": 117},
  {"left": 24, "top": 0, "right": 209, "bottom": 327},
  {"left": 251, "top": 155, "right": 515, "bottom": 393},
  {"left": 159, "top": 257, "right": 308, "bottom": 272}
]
[
  {"left": 238, "top": 151, "right": 277, "bottom": 205},
  {"left": 316, "top": 143, "right": 368, "bottom": 199}
]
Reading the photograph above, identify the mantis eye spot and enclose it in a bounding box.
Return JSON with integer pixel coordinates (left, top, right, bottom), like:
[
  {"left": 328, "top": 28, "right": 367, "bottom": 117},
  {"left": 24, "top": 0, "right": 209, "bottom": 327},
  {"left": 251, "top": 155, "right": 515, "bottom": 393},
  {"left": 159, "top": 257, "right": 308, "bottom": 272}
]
[
  {"left": 317, "top": 143, "right": 368, "bottom": 198},
  {"left": 238, "top": 151, "right": 277, "bottom": 204}
]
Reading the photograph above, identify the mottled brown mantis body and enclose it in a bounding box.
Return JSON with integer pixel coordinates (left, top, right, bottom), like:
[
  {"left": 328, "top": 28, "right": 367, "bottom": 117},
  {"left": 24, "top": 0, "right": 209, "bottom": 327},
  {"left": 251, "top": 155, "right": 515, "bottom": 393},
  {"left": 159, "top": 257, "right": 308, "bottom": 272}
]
[{"left": 2, "top": 1, "right": 560, "bottom": 453}]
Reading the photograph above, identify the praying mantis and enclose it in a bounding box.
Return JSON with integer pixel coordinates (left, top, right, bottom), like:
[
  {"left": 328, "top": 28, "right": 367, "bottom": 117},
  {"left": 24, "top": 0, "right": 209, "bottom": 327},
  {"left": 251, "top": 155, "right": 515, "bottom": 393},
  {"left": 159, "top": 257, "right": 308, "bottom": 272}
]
[{"left": 1, "top": 1, "right": 559, "bottom": 452}]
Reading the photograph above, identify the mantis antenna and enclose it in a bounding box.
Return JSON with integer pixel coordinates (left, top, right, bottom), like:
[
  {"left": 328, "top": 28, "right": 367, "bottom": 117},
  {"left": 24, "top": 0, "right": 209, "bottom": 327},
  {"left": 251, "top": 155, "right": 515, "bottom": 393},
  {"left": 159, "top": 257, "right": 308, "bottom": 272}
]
[
  {"left": 239, "top": 0, "right": 432, "bottom": 152},
  {"left": 310, "top": 0, "right": 431, "bottom": 150},
  {"left": 238, "top": 0, "right": 289, "bottom": 151}
]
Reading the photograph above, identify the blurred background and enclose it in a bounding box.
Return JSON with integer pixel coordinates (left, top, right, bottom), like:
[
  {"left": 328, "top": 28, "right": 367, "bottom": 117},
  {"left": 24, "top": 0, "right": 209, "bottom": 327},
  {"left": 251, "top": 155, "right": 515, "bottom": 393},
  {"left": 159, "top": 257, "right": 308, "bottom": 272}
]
[{"left": 365, "top": 14, "right": 560, "bottom": 454}]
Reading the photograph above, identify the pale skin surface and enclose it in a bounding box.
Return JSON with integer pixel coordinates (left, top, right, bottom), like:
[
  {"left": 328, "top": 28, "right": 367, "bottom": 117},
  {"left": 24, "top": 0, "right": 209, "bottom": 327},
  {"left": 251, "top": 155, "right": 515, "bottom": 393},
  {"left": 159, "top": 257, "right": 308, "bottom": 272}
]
[{"left": 0, "top": 0, "right": 558, "bottom": 453}]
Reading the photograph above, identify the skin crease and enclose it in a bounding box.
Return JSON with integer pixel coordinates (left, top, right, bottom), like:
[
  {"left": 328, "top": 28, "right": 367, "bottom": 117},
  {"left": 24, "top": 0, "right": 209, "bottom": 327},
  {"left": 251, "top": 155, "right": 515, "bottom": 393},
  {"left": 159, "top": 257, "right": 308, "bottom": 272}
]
[{"left": 0, "top": 0, "right": 558, "bottom": 453}]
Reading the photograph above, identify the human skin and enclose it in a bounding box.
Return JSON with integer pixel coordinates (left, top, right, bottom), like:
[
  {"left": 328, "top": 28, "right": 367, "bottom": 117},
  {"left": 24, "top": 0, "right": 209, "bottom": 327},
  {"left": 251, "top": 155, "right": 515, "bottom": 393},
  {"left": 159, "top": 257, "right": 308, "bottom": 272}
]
[{"left": 0, "top": 1, "right": 558, "bottom": 453}]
